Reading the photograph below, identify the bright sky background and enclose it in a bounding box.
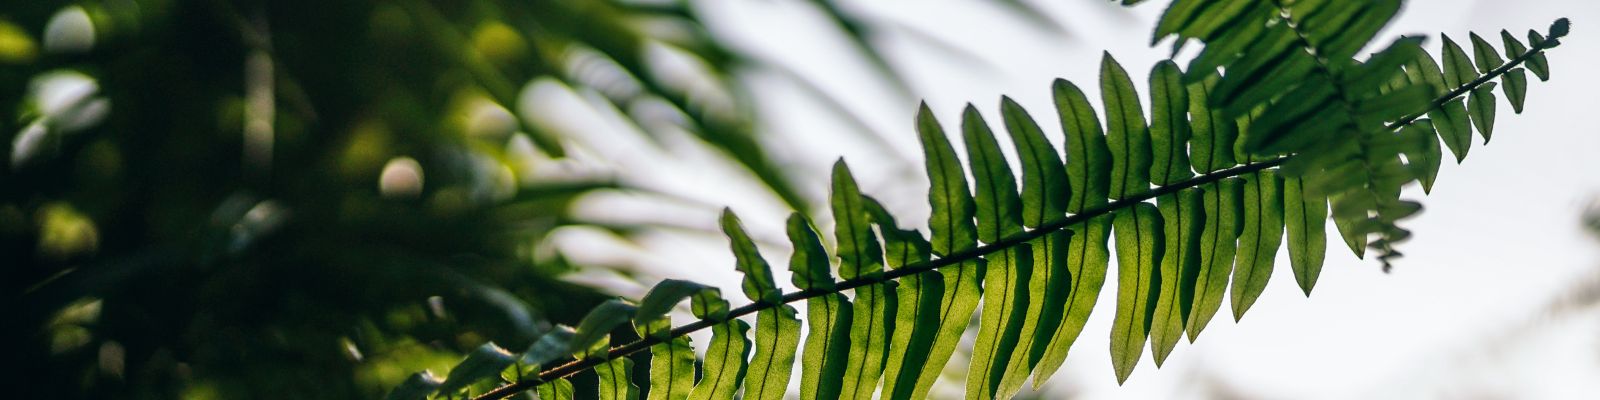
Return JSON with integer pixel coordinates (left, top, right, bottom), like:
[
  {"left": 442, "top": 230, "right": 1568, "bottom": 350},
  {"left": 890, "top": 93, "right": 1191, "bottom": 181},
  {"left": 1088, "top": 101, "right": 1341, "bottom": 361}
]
[{"left": 539, "top": 1, "right": 1600, "bottom": 398}]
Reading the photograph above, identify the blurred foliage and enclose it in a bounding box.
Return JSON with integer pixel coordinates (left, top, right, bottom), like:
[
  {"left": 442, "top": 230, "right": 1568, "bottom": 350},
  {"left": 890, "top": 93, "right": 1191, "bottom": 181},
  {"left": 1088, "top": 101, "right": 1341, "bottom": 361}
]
[{"left": 0, "top": 0, "right": 868, "bottom": 398}]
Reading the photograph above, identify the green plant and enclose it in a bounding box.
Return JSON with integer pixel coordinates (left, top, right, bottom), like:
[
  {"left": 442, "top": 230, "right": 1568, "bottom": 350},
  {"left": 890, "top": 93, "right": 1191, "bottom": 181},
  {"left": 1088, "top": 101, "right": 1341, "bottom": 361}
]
[{"left": 389, "top": 0, "right": 1574, "bottom": 399}]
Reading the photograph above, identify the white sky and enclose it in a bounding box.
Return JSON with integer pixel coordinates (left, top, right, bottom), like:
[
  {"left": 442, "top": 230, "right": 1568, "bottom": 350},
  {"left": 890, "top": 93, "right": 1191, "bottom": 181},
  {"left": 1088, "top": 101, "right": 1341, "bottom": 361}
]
[{"left": 542, "top": 1, "right": 1600, "bottom": 398}]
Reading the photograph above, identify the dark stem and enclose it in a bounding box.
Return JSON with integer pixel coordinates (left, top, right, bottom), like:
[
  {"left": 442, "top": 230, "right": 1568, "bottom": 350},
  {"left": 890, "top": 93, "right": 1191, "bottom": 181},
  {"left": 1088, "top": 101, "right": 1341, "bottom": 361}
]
[{"left": 472, "top": 25, "right": 1565, "bottom": 400}]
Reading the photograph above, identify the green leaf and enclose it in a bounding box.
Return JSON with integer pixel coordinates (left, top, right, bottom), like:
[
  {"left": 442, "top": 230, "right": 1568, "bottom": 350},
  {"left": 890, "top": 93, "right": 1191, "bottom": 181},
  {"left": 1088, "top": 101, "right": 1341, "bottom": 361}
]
[
  {"left": 786, "top": 213, "right": 834, "bottom": 291},
  {"left": 1187, "top": 178, "right": 1242, "bottom": 341},
  {"left": 1285, "top": 177, "right": 1328, "bottom": 296},
  {"left": 571, "top": 300, "right": 639, "bottom": 358},
  {"left": 1469, "top": 33, "right": 1507, "bottom": 75},
  {"left": 865, "top": 197, "right": 946, "bottom": 400},
  {"left": 1029, "top": 216, "right": 1112, "bottom": 388},
  {"left": 903, "top": 102, "right": 983, "bottom": 400},
  {"left": 995, "top": 96, "right": 1072, "bottom": 398},
  {"left": 1230, "top": 170, "right": 1284, "bottom": 320},
  {"left": 1406, "top": 50, "right": 1449, "bottom": 95},
  {"left": 1468, "top": 83, "right": 1498, "bottom": 143},
  {"left": 720, "top": 210, "right": 781, "bottom": 304},
  {"left": 831, "top": 160, "right": 887, "bottom": 280},
  {"left": 597, "top": 357, "right": 639, "bottom": 400},
  {"left": 687, "top": 320, "right": 751, "bottom": 400},
  {"left": 1401, "top": 120, "right": 1444, "bottom": 194},
  {"left": 959, "top": 105, "right": 1029, "bottom": 400},
  {"left": 520, "top": 326, "right": 577, "bottom": 368},
  {"left": 440, "top": 342, "right": 516, "bottom": 394},
  {"left": 1430, "top": 98, "right": 1473, "bottom": 162},
  {"left": 1103, "top": 53, "right": 1153, "bottom": 200},
  {"left": 1110, "top": 203, "right": 1163, "bottom": 384},
  {"left": 1055, "top": 79, "right": 1113, "bottom": 213},
  {"left": 385, "top": 371, "right": 442, "bottom": 400},
  {"left": 1150, "top": 189, "right": 1202, "bottom": 366},
  {"left": 1187, "top": 74, "right": 1237, "bottom": 173},
  {"left": 743, "top": 306, "right": 801, "bottom": 400},
  {"left": 799, "top": 293, "right": 852, "bottom": 400},
  {"left": 635, "top": 280, "right": 715, "bottom": 338},
  {"left": 1527, "top": 31, "right": 1551, "bottom": 81},
  {"left": 841, "top": 281, "right": 896, "bottom": 400},
  {"left": 643, "top": 335, "right": 695, "bottom": 400},
  {"left": 1440, "top": 35, "right": 1477, "bottom": 89},
  {"left": 1501, "top": 67, "right": 1528, "bottom": 114},
  {"left": 537, "top": 379, "right": 575, "bottom": 400},
  {"left": 1149, "top": 60, "right": 1194, "bottom": 186}
]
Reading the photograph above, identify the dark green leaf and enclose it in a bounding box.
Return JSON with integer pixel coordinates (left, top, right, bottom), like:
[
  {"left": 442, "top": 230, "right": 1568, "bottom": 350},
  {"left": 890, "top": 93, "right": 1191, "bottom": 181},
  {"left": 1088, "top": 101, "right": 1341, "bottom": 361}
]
[
  {"left": 1187, "top": 74, "right": 1237, "bottom": 173},
  {"left": 1440, "top": 35, "right": 1477, "bottom": 89},
  {"left": 1111, "top": 203, "right": 1163, "bottom": 384},
  {"left": 1151, "top": 190, "right": 1202, "bottom": 366},
  {"left": 719, "top": 209, "right": 781, "bottom": 304},
  {"left": 1429, "top": 98, "right": 1473, "bottom": 162},
  {"left": 1029, "top": 216, "right": 1112, "bottom": 388},
  {"left": 786, "top": 213, "right": 834, "bottom": 291},
  {"left": 1468, "top": 83, "right": 1498, "bottom": 143},
  {"left": 1285, "top": 177, "right": 1328, "bottom": 296},
  {"left": 1055, "top": 79, "right": 1113, "bottom": 213},
  {"left": 570, "top": 300, "right": 638, "bottom": 358},
  {"left": 440, "top": 343, "right": 516, "bottom": 394},
  {"left": 1149, "top": 60, "right": 1194, "bottom": 186},
  {"left": 1103, "top": 54, "right": 1153, "bottom": 200},
  {"left": 1187, "top": 178, "right": 1241, "bottom": 341},
  {"left": 385, "top": 371, "right": 442, "bottom": 400}
]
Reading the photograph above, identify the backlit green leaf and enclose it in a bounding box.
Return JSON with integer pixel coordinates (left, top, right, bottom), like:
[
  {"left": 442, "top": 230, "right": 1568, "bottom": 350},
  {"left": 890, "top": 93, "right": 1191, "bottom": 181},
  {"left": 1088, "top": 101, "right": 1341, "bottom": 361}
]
[
  {"left": 1285, "top": 177, "right": 1328, "bottom": 296},
  {"left": 744, "top": 306, "right": 801, "bottom": 400},
  {"left": 1150, "top": 190, "right": 1202, "bottom": 366},
  {"left": 1231, "top": 170, "right": 1284, "bottom": 320},
  {"left": 720, "top": 209, "right": 781, "bottom": 304},
  {"left": 1111, "top": 203, "right": 1163, "bottom": 384},
  {"left": 597, "top": 357, "right": 639, "bottom": 400},
  {"left": 1188, "top": 178, "right": 1242, "bottom": 340},
  {"left": 1103, "top": 53, "right": 1153, "bottom": 200}
]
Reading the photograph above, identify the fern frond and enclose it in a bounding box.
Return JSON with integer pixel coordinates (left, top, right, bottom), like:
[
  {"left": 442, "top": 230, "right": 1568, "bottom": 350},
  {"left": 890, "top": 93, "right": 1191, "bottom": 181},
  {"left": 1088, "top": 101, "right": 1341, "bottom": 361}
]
[{"left": 395, "top": 11, "right": 1573, "bottom": 400}]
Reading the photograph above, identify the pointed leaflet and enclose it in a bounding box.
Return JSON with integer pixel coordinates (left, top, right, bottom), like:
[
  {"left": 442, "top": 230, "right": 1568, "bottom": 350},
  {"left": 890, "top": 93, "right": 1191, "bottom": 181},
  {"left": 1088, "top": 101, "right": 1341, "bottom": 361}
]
[
  {"left": 686, "top": 315, "right": 750, "bottom": 400},
  {"left": 1431, "top": 98, "right": 1472, "bottom": 162},
  {"left": 719, "top": 210, "right": 781, "bottom": 304},
  {"left": 1032, "top": 80, "right": 1113, "bottom": 388},
  {"left": 1403, "top": 120, "right": 1444, "bottom": 194},
  {"left": 1498, "top": 31, "right": 1530, "bottom": 113},
  {"left": 1331, "top": 192, "right": 1370, "bottom": 259},
  {"left": 1149, "top": 60, "right": 1193, "bottom": 186},
  {"left": 907, "top": 103, "right": 983, "bottom": 400},
  {"left": 830, "top": 160, "right": 896, "bottom": 400},
  {"left": 1186, "top": 178, "right": 1241, "bottom": 341},
  {"left": 537, "top": 379, "right": 575, "bottom": 400},
  {"left": 1285, "top": 177, "right": 1328, "bottom": 296},
  {"left": 1406, "top": 49, "right": 1449, "bottom": 95},
  {"left": 440, "top": 343, "right": 515, "bottom": 394},
  {"left": 1150, "top": 190, "right": 1202, "bottom": 366},
  {"left": 597, "top": 357, "right": 639, "bottom": 400},
  {"left": 743, "top": 306, "right": 801, "bottom": 400},
  {"left": 1230, "top": 170, "right": 1284, "bottom": 320},
  {"left": 1187, "top": 74, "right": 1236, "bottom": 174},
  {"left": 1110, "top": 203, "right": 1163, "bottom": 384},
  {"left": 787, "top": 214, "right": 851, "bottom": 400},
  {"left": 1440, "top": 35, "right": 1477, "bottom": 90},
  {"left": 1103, "top": 53, "right": 1152, "bottom": 200},
  {"left": 385, "top": 371, "right": 441, "bottom": 400},
  {"left": 995, "top": 97, "right": 1073, "bottom": 399},
  {"left": 863, "top": 197, "right": 944, "bottom": 400},
  {"left": 960, "top": 105, "right": 1032, "bottom": 400},
  {"left": 520, "top": 326, "right": 576, "bottom": 368}
]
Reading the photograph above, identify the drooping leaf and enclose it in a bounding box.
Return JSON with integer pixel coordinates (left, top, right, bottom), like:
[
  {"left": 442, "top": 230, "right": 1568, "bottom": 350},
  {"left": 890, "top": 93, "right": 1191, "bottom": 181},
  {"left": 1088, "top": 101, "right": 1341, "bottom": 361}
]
[
  {"left": 385, "top": 371, "right": 442, "bottom": 400},
  {"left": 571, "top": 300, "right": 639, "bottom": 358},
  {"left": 1468, "top": 82, "right": 1498, "bottom": 143},
  {"left": 537, "top": 379, "right": 575, "bottom": 400},
  {"left": 1402, "top": 120, "right": 1444, "bottom": 194},
  {"left": 1029, "top": 216, "right": 1112, "bottom": 388},
  {"left": 1150, "top": 189, "right": 1202, "bottom": 366},
  {"left": 1110, "top": 203, "right": 1163, "bottom": 384},
  {"left": 1285, "top": 177, "right": 1328, "bottom": 296},
  {"left": 1187, "top": 178, "right": 1242, "bottom": 341},
  {"left": 440, "top": 343, "right": 516, "bottom": 394},
  {"left": 686, "top": 319, "right": 751, "bottom": 400},
  {"left": 743, "top": 306, "right": 801, "bottom": 400},
  {"left": 1430, "top": 98, "right": 1473, "bottom": 162},
  {"left": 1230, "top": 170, "right": 1284, "bottom": 320},
  {"left": 799, "top": 292, "right": 853, "bottom": 400},
  {"left": 1103, "top": 53, "right": 1153, "bottom": 200},
  {"left": 719, "top": 209, "right": 781, "bottom": 304},
  {"left": 597, "top": 357, "right": 640, "bottom": 400}
]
